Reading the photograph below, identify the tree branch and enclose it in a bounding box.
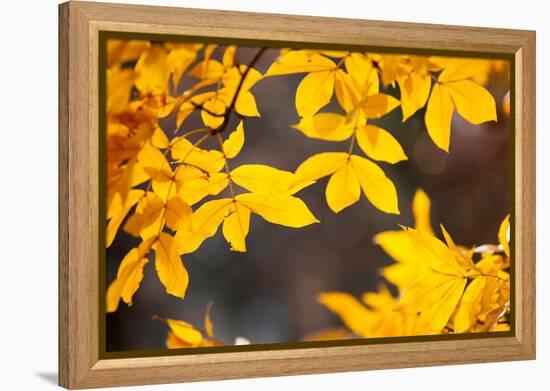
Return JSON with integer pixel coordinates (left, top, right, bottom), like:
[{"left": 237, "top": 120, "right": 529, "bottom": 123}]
[{"left": 211, "top": 47, "right": 267, "bottom": 135}]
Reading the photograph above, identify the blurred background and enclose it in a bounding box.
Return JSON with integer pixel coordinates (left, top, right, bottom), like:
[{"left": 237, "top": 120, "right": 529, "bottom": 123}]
[{"left": 106, "top": 44, "right": 511, "bottom": 352}]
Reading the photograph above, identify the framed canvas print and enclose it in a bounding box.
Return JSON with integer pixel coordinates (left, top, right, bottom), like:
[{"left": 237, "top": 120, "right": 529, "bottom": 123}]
[{"left": 58, "top": 1, "right": 536, "bottom": 389}]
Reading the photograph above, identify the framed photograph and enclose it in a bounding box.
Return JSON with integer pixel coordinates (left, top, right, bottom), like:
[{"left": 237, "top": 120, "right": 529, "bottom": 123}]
[{"left": 59, "top": 1, "right": 536, "bottom": 389}]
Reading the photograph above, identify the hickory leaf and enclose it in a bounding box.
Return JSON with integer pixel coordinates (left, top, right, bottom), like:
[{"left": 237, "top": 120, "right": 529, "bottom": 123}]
[
  {"left": 424, "top": 59, "right": 497, "bottom": 152},
  {"left": 154, "top": 232, "right": 189, "bottom": 299},
  {"left": 106, "top": 238, "right": 155, "bottom": 312},
  {"left": 222, "top": 121, "right": 245, "bottom": 159},
  {"left": 235, "top": 193, "right": 319, "bottom": 228},
  {"left": 230, "top": 164, "right": 298, "bottom": 194},
  {"left": 294, "top": 152, "right": 399, "bottom": 214}
]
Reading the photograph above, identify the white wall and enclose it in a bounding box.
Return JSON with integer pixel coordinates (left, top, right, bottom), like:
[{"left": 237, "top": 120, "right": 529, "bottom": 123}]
[{"left": 0, "top": 0, "right": 546, "bottom": 389}]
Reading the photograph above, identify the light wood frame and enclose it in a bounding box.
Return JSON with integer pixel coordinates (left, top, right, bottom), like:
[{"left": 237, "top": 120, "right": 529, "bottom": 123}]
[{"left": 59, "top": 1, "right": 536, "bottom": 389}]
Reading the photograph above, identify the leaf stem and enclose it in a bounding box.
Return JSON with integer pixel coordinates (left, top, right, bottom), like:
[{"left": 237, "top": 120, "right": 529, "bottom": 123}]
[
  {"left": 154, "top": 133, "right": 211, "bottom": 239},
  {"left": 212, "top": 47, "right": 267, "bottom": 135},
  {"left": 215, "top": 132, "right": 236, "bottom": 198}
]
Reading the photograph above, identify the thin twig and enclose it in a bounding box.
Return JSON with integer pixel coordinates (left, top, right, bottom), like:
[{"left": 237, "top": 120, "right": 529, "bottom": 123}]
[{"left": 212, "top": 47, "right": 267, "bottom": 135}]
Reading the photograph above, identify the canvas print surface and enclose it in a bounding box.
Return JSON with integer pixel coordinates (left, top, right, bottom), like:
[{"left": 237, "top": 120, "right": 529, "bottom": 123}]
[{"left": 104, "top": 37, "right": 512, "bottom": 353}]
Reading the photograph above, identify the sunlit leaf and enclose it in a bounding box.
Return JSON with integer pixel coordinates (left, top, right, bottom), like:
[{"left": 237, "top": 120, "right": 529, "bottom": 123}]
[
  {"left": 425, "top": 83, "right": 454, "bottom": 152},
  {"left": 222, "top": 201, "right": 251, "bottom": 252},
  {"left": 231, "top": 164, "right": 296, "bottom": 194},
  {"left": 295, "top": 71, "right": 335, "bottom": 117},
  {"left": 265, "top": 50, "right": 336, "bottom": 75},
  {"left": 222, "top": 121, "right": 245, "bottom": 159},
  {"left": 498, "top": 214, "right": 510, "bottom": 257},
  {"left": 106, "top": 238, "right": 155, "bottom": 312},
  {"left": 154, "top": 233, "right": 189, "bottom": 299},
  {"left": 445, "top": 79, "right": 497, "bottom": 124},
  {"left": 325, "top": 163, "right": 360, "bottom": 213},
  {"left": 355, "top": 124, "right": 407, "bottom": 164},
  {"left": 360, "top": 93, "right": 400, "bottom": 119},
  {"left": 292, "top": 113, "right": 355, "bottom": 141},
  {"left": 412, "top": 189, "right": 435, "bottom": 235},
  {"left": 317, "top": 292, "right": 373, "bottom": 337},
  {"left": 235, "top": 193, "right": 319, "bottom": 228},
  {"left": 350, "top": 155, "right": 399, "bottom": 214}
]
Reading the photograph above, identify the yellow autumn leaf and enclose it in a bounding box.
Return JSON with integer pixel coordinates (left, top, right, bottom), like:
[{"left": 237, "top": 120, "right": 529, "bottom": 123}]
[
  {"left": 154, "top": 233, "right": 189, "bottom": 299},
  {"left": 135, "top": 46, "right": 170, "bottom": 95},
  {"left": 405, "top": 227, "right": 472, "bottom": 276},
  {"left": 222, "top": 46, "right": 236, "bottom": 69},
  {"left": 325, "top": 163, "right": 360, "bottom": 213},
  {"left": 317, "top": 292, "right": 374, "bottom": 337},
  {"left": 107, "top": 189, "right": 144, "bottom": 247},
  {"left": 136, "top": 141, "right": 175, "bottom": 200},
  {"left": 265, "top": 50, "right": 336, "bottom": 76},
  {"left": 166, "top": 46, "right": 199, "bottom": 86},
  {"left": 295, "top": 70, "right": 335, "bottom": 117},
  {"left": 107, "top": 39, "right": 150, "bottom": 66},
  {"left": 398, "top": 71, "right": 431, "bottom": 121},
  {"left": 178, "top": 192, "right": 317, "bottom": 253},
  {"left": 223, "top": 66, "right": 262, "bottom": 91},
  {"left": 166, "top": 319, "right": 204, "bottom": 345},
  {"left": 349, "top": 155, "right": 399, "bottom": 214},
  {"left": 424, "top": 59, "right": 497, "bottom": 152},
  {"left": 412, "top": 188, "right": 435, "bottom": 235},
  {"left": 107, "top": 65, "right": 135, "bottom": 114},
  {"left": 361, "top": 93, "right": 401, "bottom": 119},
  {"left": 375, "top": 230, "right": 425, "bottom": 291},
  {"left": 235, "top": 193, "right": 319, "bottom": 228},
  {"left": 454, "top": 276, "right": 487, "bottom": 332},
  {"left": 425, "top": 83, "right": 454, "bottom": 152},
  {"left": 438, "top": 59, "right": 477, "bottom": 83},
  {"left": 294, "top": 153, "right": 399, "bottom": 214},
  {"left": 138, "top": 142, "right": 173, "bottom": 183},
  {"left": 361, "top": 286, "right": 418, "bottom": 337},
  {"left": 375, "top": 189, "right": 435, "bottom": 290},
  {"left": 344, "top": 53, "right": 379, "bottom": 96},
  {"left": 234, "top": 90, "right": 261, "bottom": 117},
  {"left": 396, "top": 227, "right": 479, "bottom": 333},
  {"left": 222, "top": 66, "right": 262, "bottom": 117},
  {"left": 179, "top": 172, "right": 229, "bottom": 206},
  {"left": 204, "top": 302, "right": 215, "bottom": 338},
  {"left": 361, "top": 284, "right": 398, "bottom": 310},
  {"left": 355, "top": 124, "right": 407, "bottom": 164},
  {"left": 176, "top": 198, "right": 233, "bottom": 254},
  {"left": 414, "top": 277, "right": 467, "bottom": 334},
  {"left": 334, "top": 70, "right": 361, "bottom": 113},
  {"left": 222, "top": 121, "right": 245, "bottom": 159},
  {"left": 151, "top": 126, "right": 170, "bottom": 149},
  {"left": 375, "top": 54, "right": 402, "bottom": 87},
  {"left": 445, "top": 79, "right": 497, "bottom": 124},
  {"left": 171, "top": 137, "right": 225, "bottom": 172},
  {"left": 164, "top": 195, "right": 192, "bottom": 231},
  {"left": 200, "top": 96, "right": 226, "bottom": 129},
  {"left": 106, "top": 238, "right": 155, "bottom": 312},
  {"left": 188, "top": 59, "right": 224, "bottom": 83},
  {"left": 124, "top": 191, "right": 164, "bottom": 240},
  {"left": 293, "top": 152, "right": 348, "bottom": 183},
  {"left": 161, "top": 303, "right": 222, "bottom": 348},
  {"left": 292, "top": 113, "right": 355, "bottom": 141},
  {"left": 498, "top": 214, "right": 510, "bottom": 257},
  {"left": 230, "top": 164, "right": 296, "bottom": 194},
  {"left": 222, "top": 201, "right": 251, "bottom": 252}
]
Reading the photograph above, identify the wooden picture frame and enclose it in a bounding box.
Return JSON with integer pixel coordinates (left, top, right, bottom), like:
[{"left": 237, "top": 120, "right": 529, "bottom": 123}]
[{"left": 59, "top": 1, "right": 536, "bottom": 389}]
